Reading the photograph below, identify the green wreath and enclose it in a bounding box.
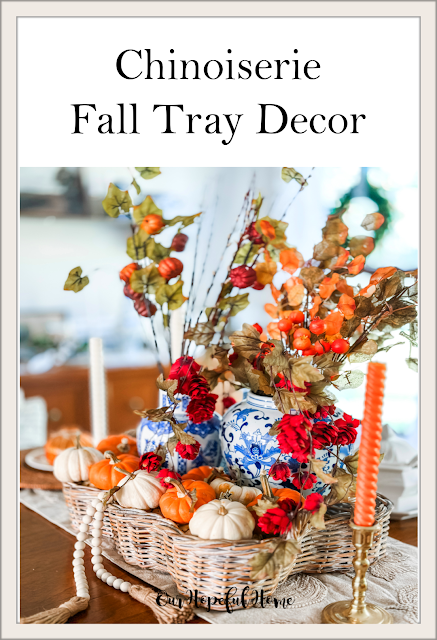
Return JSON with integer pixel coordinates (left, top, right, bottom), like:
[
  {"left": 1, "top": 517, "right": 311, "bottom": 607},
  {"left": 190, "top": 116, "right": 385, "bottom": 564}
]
[{"left": 331, "top": 171, "right": 393, "bottom": 247}]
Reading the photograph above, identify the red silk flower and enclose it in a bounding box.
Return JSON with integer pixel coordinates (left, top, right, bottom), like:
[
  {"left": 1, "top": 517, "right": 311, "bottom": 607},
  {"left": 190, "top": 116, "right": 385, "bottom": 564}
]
[
  {"left": 276, "top": 414, "right": 314, "bottom": 463},
  {"left": 168, "top": 356, "right": 201, "bottom": 395},
  {"left": 291, "top": 471, "right": 317, "bottom": 490},
  {"left": 187, "top": 375, "right": 210, "bottom": 400},
  {"left": 258, "top": 498, "right": 300, "bottom": 536},
  {"left": 311, "top": 421, "right": 338, "bottom": 449},
  {"left": 269, "top": 462, "right": 291, "bottom": 482},
  {"left": 303, "top": 493, "right": 324, "bottom": 513},
  {"left": 157, "top": 469, "right": 181, "bottom": 488},
  {"left": 187, "top": 394, "right": 217, "bottom": 424},
  {"left": 175, "top": 441, "right": 201, "bottom": 460},
  {"left": 139, "top": 452, "right": 162, "bottom": 473},
  {"left": 334, "top": 413, "right": 359, "bottom": 446}
]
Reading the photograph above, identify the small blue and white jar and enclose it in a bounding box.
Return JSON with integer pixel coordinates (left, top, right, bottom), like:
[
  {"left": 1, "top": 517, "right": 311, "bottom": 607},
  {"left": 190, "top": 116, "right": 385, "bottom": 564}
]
[
  {"left": 220, "top": 391, "right": 354, "bottom": 493},
  {"left": 137, "top": 390, "right": 222, "bottom": 476}
]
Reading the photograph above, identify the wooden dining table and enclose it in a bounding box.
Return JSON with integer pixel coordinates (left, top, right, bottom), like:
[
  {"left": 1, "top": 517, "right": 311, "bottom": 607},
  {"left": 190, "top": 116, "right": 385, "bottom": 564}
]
[{"left": 20, "top": 503, "right": 417, "bottom": 624}]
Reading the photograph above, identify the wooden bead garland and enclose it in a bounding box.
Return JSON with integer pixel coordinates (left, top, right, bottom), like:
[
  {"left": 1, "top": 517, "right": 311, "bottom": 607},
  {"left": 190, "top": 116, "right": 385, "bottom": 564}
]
[
  {"left": 70, "top": 491, "right": 132, "bottom": 600},
  {"left": 20, "top": 480, "right": 195, "bottom": 624}
]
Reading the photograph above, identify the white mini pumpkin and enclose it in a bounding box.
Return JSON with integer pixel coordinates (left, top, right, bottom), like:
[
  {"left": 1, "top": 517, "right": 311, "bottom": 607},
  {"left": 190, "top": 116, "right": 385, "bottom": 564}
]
[
  {"left": 210, "top": 478, "right": 262, "bottom": 506},
  {"left": 53, "top": 439, "right": 103, "bottom": 483},
  {"left": 114, "top": 469, "right": 165, "bottom": 511},
  {"left": 189, "top": 499, "right": 255, "bottom": 540}
]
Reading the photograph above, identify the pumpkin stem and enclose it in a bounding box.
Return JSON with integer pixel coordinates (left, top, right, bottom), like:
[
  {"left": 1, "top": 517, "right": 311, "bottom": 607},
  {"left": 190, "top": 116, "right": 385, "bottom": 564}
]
[
  {"left": 218, "top": 503, "right": 228, "bottom": 516},
  {"left": 230, "top": 464, "right": 243, "bottom": 486},
  {"left": 205, "top": 467, "right": 229, "bottom": 485},
  {"left": 75, "top": 435, "right": 82, "bottom": 450},
  {"left": 165, "top": 477, "right": 192, "bottom": 502},
  {"left": 101, "top": 484, "right": 122, "bottom": 507},
  {"left": 117, "top": 437, "right": 130, "bottom": 454},
  {"left": 114, "top": 466, "right": 135, "bottom": 480},
  {"left": 260, "top": 469, "right": 274, "bottom": 498},
  {"left": 104, "top": 451, "right": 120, "bottom": 465},
  {"left": 188, "top": 488, "right": 198, "bottom": 513}
]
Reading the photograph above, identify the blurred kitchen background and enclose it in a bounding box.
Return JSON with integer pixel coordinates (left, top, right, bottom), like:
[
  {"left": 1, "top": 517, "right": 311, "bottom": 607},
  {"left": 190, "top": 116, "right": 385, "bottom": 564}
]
[{"left": 20, "top": 166, "right": 419, "bottom": 454}]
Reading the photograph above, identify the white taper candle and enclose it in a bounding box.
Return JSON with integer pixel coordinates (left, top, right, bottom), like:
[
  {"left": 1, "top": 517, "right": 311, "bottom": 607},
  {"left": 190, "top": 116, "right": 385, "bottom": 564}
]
[
  {"left": 170, "top": 304, "right": 186, "bottom": 363},
  {"left": 89, "top": 337, "right": 108, "bottom": 447}
]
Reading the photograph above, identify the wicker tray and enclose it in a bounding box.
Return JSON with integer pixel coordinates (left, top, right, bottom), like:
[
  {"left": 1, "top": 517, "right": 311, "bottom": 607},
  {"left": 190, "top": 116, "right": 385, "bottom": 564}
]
[
  {"left": 104, "top": 495, "right": 392, "bottom": 610},
  {"left": 106, "top": 505, "right": 180, "bottom": 570},
  {"left": 62, "top": 482, "right": 113, "bottom": 538}
]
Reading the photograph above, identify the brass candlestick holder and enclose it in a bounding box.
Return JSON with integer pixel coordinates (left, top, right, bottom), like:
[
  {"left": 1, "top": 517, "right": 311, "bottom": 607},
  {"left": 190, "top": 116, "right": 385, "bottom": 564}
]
[{"left": 322, "top": 520, "right": 393, "bottom": 624}]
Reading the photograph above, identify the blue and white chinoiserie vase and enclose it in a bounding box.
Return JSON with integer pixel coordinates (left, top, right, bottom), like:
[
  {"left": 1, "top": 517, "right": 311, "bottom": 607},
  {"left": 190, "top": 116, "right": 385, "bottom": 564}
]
[
  {"left": 220, "top": 392, "right": 354, "bottom": 493},
  {"left": 137, "top": 390, "right": 222, "bottom": 476}
]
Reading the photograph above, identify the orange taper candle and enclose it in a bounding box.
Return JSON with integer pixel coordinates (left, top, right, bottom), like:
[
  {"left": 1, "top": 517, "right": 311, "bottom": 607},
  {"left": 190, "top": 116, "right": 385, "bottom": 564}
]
[{"left": 354, "top": 362, "right": 386, "bottom": 527}]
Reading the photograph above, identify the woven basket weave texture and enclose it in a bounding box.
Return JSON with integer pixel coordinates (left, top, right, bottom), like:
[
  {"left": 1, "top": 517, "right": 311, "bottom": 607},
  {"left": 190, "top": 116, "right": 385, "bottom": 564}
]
[
  {"left": 62, "top": 483, "right": 392, "bottom": 611},
  {"left": 99, "top": 493, "right": 392, "bottom": 610}
]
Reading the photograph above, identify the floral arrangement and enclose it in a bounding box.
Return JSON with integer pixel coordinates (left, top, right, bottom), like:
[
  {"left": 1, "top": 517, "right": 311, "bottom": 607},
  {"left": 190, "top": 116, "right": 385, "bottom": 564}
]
[
  {"left": 63, "top": 168, "right": 417, "bottom": 574},
  {"left": 136, "top": 169, "right": 417, "bottom": 471},
  {"left": 133, "top": 171, "right": 417, "bottom": 581}
]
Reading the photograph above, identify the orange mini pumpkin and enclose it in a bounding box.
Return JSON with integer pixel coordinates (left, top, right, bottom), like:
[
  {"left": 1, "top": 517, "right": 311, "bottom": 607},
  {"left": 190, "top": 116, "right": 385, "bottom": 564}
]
[
  {"left": 247, "top": 487, "right": 303, "bottom": 512},
  {"left": 157, "top": 257, "right": 183, "bottom": 280},
  {"left": 89, "top": 451, "right": 140, "bottom": 490},
  {"left": 140, "top": 214, "right": 164, "bottom": 235},
  {"left": 119, "top": 262, "right": 138, "bottom": 283},
  {"left": 182, "top": 465, "right": 214, "bottom": 482},
  {"left": 96, "top": 435, "right": 137, "bottom": 457},
  {"left": 45, "top": 426, "right": 93, "bottom": 465},
  {"left": 182, "top": 466, "right": 231, "bottom": 483},
  {"left": 159, "top": 478, "right": 216, "bottom": 524}
]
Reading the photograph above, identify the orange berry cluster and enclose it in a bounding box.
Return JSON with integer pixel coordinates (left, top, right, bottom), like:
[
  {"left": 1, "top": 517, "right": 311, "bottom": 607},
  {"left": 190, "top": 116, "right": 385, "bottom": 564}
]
[{"left": 275, "top": 314, "right": 349, "bottom": 356}]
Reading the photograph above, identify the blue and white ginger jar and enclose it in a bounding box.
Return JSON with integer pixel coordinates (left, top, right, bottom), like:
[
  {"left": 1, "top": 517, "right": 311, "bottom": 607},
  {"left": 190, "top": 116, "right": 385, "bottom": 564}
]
[
  {"left": 220, "top": 391, "right": 354, "bottom": 493},
  {"left": 137, "top": 390, "right": 222, "bottom": 476}
]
